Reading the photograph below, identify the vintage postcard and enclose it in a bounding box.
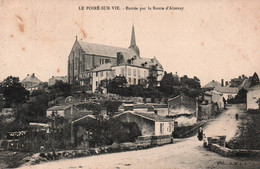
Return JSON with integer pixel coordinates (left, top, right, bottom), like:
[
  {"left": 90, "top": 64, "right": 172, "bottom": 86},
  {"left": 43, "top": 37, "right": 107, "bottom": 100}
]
[{"left": 0, "top": 0, "right": 260, "bottom": 168}]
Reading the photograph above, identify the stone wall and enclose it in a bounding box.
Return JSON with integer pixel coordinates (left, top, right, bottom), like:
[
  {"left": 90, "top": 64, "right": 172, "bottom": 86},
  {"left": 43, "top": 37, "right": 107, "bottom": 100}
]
[
  {"left": 208, "top": 143, "right": 260, "bottom": 157},
  {"left": 135, "top": 135, "right": 173, "bottom": 146}
]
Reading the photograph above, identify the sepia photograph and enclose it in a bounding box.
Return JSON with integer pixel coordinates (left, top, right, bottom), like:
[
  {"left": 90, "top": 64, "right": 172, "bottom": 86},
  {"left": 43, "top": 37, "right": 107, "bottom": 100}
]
[{"left": 0, "top": 0, "right": 260, "bottom": 168}]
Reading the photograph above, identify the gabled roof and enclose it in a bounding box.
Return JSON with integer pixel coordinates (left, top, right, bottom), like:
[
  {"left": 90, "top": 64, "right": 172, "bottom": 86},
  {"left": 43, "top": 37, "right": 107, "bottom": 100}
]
[
  {"left": 248, "top": 84, "right": 260, "bottom": 91},
  {"left": 114, "top": 111, "right": 173, "bottom": 122},
  {"left": 78, "top": 41, "right": 136, "bottom": 57},
  {"left": 92, "top": 63, "right": 113, "bottom": 72},
  {"left": 47, "top": 105, "right": 75, "bottom": 111},
  {"left": 21, "top": 74, "right": 41, "bottom": 84},
  {"left": 202, "top": 80, "right": 221, "bottom": 89},
  {"left": 215, "top": 86, "right": 239, "bottom": 94}
]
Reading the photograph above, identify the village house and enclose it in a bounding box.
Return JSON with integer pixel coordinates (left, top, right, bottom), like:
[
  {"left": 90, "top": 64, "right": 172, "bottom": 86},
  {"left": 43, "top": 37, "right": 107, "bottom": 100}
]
[
  {"left": 67, "top": 25, "right": 164, "bottom": 92},
  {"left": 114, "top": 111, "right": 174, "bottom": 136},
  {"left": 204, "top": 90, "right": 224, "bottom": 109},
  {"left": 48, "top": 76, "right": 68, "bottom": 86},
  {"left": 118, "top": 103, "right": 168, "bottom": 116},
  {"left": 202, "top": 80, "right": 221, "bottom": 90},
  {"left": 46, "top": 105, "right": 79, "bottom": 121},
  {"left": 214, "top": 86, "right": 239, "bottom": 100},
  {"left": 21, "top": 73, "right": 42, "bottom": 93},
  {"left": 247, "top": 84, "right": 260, "bottom": 110}
]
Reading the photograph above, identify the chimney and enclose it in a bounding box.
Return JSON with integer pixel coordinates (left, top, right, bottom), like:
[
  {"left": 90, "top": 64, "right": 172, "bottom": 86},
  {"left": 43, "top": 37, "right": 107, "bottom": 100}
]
[
  {"left": 221, "top": 79, "right": 224, "bottom": 87},
  {"left": 32, "top": 73, "right": 35, "bottom": 77},
  {"left": 242, "top": 74, "right": 245, "bottom": 79},
  {"left": 239, "top": 76, "right": 241, "bottom": 79},
  {"left": 225, "top": 81, "right": 228, "bottom": 86},
  {"left": 27, "top": 74, "right": 29, "bottom": 76}
]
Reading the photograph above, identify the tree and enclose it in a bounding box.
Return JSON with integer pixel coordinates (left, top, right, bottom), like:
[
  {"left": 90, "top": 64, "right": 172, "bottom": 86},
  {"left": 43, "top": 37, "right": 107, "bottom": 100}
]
[
  {"left": 107, "top": 76, "right": 127, "bottom": 94},
  {"left": 48, "top": 80, "right": 71, "bottom": 100},
  {"left": 232, "top": 88, "right": 247, "bottom": 104},
  {"left": 1, "top": 76, "right": 29, "bottom": 107},
  {"left": 160, "top": 72, "right": 175, "bottom": 96},
  {"left": 147, "top": 65, "right": 159, "bottom": 88}
]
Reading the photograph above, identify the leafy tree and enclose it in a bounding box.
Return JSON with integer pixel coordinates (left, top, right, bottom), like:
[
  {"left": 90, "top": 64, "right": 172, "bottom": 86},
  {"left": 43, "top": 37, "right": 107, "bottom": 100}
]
[
  {"left": 48, "top": 80, "right": 71, "bottom": 100},
  {"left": 180, "top": 75, "right": 201, "bottom": 89},
  {"left": 147, "top": 65, "right": 159, "bottom": 88},
  {"left": 1, "top": 76, "right": 29, "bottom": 107},
  {"left": 107, "top": 76, "right": 127, "bottom": 94},
  {"left": 160, "top": 72, "right": 175, "bottom": 96}
]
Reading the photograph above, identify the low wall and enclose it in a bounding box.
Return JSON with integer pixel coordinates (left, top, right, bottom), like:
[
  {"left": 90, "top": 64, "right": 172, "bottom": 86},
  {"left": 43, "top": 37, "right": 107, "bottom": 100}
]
[
  {"left": 135, "top": 135, "right": 173, "bottom": 146},
  {"left": 208, "top": 143, "right": 260, "bottom": 157}
]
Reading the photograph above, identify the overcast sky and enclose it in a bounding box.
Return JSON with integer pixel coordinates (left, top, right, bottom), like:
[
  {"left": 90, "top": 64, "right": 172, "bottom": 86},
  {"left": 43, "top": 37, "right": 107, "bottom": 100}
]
[{"left": 0, "top": 0, "right": 259, "bottom": 86}]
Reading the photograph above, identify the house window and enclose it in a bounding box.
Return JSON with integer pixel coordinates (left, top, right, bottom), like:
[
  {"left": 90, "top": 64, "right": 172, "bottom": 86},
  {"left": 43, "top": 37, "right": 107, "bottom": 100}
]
[
  {"left": 96, "top": 81, "right": 98, "bottom": 87},
  {"left": 137, "top": 69, "right": 140, "bottom": 77},
  {"left": 134, "top": 78, "right": 136, "bottom": 85},
  {"left": 133, "top": 69, "right": 136, "bottom": 76},
  {"left": 144, "top": 70, "right": 147, "bottom": 77},
  {"left": 128, "top": 68, "right": 131, "bottom": 76},
  {"left": 169, "top": 122, "right": 172, "bottom": 132},
  {"left": 128, "top": 78, "right": 131, "bottom": 84},
  {"left": 100, "top": 71, "right": 103, "bottom": 77},
  {"left": 160, "top": 123, "right": 164, "bottom": 134},
  {"left": 96, "top": 72, "right": 98, "bottom": 77},
  {"left": 112, "top": 70, "right": 115, "bottom": 77},
  {"left": 121, "top": 68, "right": 125, "bottom": 76}
]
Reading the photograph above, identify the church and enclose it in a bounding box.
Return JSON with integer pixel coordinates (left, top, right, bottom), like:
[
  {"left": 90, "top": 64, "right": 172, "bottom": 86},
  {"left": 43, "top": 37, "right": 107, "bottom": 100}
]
[{"left": 67, "top": 25, "right": 164, "bottom": 92}]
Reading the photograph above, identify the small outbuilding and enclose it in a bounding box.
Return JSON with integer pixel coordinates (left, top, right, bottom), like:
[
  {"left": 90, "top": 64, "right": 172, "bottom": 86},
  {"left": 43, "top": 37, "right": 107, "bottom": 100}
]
[{"left": 114, "top": 111, "right": 174, "bottom": 136}]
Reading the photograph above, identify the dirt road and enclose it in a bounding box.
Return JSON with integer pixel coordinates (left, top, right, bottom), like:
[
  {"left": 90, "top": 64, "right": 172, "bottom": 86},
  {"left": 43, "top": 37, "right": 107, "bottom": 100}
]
[{"left": 20, "top": 105, "right": 260, "bottom": 169}]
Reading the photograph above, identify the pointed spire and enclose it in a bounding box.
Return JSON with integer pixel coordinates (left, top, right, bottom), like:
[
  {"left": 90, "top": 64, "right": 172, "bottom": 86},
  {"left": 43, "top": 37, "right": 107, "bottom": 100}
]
[
  {"left": 130, "top": 24, "right": 136, "bottom": 47},
  {"left": 129, "top": 24, "right": 140, "bottom": 57}
]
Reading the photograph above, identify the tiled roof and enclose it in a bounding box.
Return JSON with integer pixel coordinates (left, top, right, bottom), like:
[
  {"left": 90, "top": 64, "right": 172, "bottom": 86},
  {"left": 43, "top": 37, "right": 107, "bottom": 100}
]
[
  {"left": 78, "top": 41, "right": 136, "bottom": 57},
  {"left": 21, "top": 74, "right": 41, "bottom": 84},
  {"left": 202, "top": 80, "right": 221, "bottom": 89},
  {"left": 248, "top": 84, "right": 260, "bottom": 91},
  {"left": 215, "top": 86, "right": 239, "bottom": 94},
  {"left": 115, "top": 111, "right": 173, "bottom": 122},
  {"left": 92, "top": 63, "right": 113, "bottom": 72},
  {"left": 47, "top": 105, "right": 71, "bottom": 111}
]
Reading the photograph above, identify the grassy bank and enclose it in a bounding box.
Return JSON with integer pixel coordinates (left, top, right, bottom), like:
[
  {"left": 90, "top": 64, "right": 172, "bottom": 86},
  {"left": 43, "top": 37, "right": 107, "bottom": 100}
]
[{"left": 227, "top": 109, "right": 260, "bottom": 150}]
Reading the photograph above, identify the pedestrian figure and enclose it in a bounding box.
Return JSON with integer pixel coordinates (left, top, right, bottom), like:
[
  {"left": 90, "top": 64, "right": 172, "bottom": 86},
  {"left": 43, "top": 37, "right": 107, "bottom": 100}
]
[
  {"left": 198, "top": 127, "right": 203, "bottom": 141},
  {"left": 235, "top": 113, "right": 239, "bottom": 121}
]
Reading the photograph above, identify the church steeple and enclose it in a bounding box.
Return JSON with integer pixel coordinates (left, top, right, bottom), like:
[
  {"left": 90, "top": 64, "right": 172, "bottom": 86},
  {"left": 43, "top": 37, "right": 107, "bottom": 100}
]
[
  {"left": 130, "top": 25, "right": 136, "bottom": 46},
  {"left": 129, "top": 25, "right": 140, "bottom": 57}
]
